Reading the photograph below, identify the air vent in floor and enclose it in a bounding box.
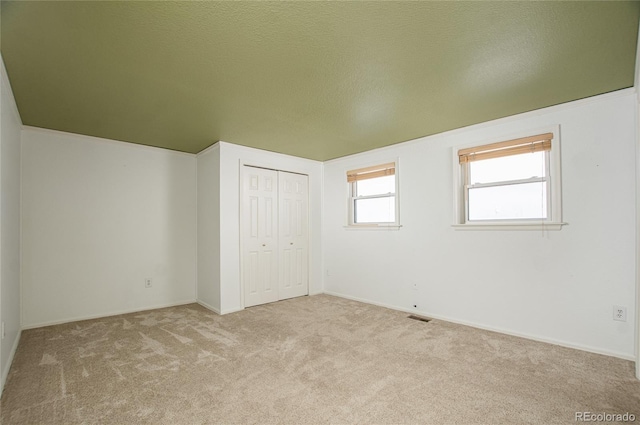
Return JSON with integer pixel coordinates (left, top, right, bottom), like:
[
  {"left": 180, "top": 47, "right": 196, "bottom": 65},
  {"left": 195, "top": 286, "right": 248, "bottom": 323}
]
[{"left": 408, "top": 315, "right": 432, "bottom": 323}]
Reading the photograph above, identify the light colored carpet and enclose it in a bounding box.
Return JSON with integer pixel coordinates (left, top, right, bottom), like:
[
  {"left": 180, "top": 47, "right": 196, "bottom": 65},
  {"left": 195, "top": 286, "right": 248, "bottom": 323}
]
[{"left": 1, "top": 294, "right": 638, "bottom": 424}]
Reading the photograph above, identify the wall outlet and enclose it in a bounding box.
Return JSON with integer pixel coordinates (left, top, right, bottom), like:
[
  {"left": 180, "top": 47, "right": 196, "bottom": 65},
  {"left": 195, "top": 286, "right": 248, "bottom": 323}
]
[
  {"left": 613, "top": 305, "right": 627, "bottom": 322},
  {"left": 1, "top": 321, "right": 5, "bottom": 339},
  {"left": 145, "top": 278, "right": 152, "bottom": 288}
]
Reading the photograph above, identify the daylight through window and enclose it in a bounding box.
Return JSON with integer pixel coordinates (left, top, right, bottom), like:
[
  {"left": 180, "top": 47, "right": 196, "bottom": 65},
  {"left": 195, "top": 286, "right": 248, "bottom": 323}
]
[
  {"left": 459, "top": 133, "right": 553, "bottom": 222},
  {"left": 347, "top": 162, "right": 398, "bottom": 225}
]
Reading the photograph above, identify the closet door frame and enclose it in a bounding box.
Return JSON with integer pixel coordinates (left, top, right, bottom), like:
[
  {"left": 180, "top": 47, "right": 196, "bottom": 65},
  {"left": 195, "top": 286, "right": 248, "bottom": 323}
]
[{"left": 239, "top": 161, "right": 310, "bottom": 309}]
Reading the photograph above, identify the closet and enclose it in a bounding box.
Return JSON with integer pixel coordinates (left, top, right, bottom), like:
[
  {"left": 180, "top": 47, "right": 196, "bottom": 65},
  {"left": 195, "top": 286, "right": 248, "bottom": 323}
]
[{"left": 241, "top": 165, "right": 309, "bottom": 308}]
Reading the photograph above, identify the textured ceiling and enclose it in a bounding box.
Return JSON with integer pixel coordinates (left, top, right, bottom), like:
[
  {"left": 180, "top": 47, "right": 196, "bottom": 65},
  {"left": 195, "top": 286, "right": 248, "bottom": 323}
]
[{"left": 1, "top": 1, "right": 639, "bottom": 161}]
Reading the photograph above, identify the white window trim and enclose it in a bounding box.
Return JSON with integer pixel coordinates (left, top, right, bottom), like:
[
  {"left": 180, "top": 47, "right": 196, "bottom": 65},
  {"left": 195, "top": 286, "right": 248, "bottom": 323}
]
[
  {"left": 452, "top": 125, "right": 566, "bottom": 230},
  {"left": 346, "top": 158, "right": 401, "bottom": 230}
]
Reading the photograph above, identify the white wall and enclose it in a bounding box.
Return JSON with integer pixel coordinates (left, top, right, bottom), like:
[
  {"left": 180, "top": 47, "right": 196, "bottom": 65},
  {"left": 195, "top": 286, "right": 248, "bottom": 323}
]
[
  {"left": 21, "top": 128, "right": 197, "bottom": 328},
  {"left": 0, "top": 58, "right": 22, "bottom": 392},
  {"left": 218, "top": 142, "right": 323, "bottom": 313},
  {"left": 634, "top": 25, "right": 640, "bottom": 379},
  {"left": 324, "top": 90, "right": 637, "bottom": 359},
  {"left": 197, "top": 143, "right": 221, "bottom": 312}
]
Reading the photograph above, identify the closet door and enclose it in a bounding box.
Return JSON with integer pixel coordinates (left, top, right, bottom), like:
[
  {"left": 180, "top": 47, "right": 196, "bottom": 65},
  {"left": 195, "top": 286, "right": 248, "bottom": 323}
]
[
  {"left": 278, "top": 171, "right": 309, "bottom": 300},
  {"left": 242, "top": 166, "right": 279, "bottom": 308}
]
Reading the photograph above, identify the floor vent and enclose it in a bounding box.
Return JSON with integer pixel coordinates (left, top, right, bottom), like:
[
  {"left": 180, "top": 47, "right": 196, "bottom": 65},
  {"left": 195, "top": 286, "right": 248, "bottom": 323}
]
[{"left": 408, "top": 315, "right": 432, "bottom": 323}]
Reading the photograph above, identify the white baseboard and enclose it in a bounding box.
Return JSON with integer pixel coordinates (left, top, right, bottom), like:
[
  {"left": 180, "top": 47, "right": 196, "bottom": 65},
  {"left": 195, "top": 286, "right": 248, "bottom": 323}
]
[
  {"left": 220, "top": 307, "right": 244, "bottom": 315},
  {"left": 323, "top": 291, "right": 635, "bottom": 362},
  {"left": 1, "top": 329, "right": 22, "bottom": 395},
  {"left": 196, "top": 300, "right": 244, "bottom": 315},
  {"left": 196, "top": 300, "right": 244, "bottom": 316},
  {"left": 22, "top": 300, "right": 197, "bottom": 330},
  {"left": 197, "top": 300, "right": 221, "bottom": 315}
]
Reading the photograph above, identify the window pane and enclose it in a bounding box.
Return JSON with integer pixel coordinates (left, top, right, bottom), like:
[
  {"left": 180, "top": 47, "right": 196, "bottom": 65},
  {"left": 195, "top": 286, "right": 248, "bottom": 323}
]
[
  {"left": 468, "top": 182, "right": 547, "bottom": 221},
  {"left": 469, "top": 152, "right": 545, "bottom": 184},
  {"left": 354, "top": 196, "right": 396, "bottom": 223},
  {"left": 356, "top": 175, "right": 395, "bottom": 196}
]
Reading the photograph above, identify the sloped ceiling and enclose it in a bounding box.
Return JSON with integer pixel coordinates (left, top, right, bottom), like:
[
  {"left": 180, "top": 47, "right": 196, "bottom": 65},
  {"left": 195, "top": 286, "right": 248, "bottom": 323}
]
[{"left": 1, "top": 1, "right": 639, "bottom": 160}]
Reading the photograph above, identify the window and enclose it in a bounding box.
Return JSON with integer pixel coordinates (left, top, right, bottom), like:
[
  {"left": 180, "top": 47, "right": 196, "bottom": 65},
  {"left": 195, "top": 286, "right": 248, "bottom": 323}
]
[
  {"left": 347, "top": 162, "right": 399, "bottom": 227},
  {"left": 455, "top": 130, "right": 564, "bottom": 229}
]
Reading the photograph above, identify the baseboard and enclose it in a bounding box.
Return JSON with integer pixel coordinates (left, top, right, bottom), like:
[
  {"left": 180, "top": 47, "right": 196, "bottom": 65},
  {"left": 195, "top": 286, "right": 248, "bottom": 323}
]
[
  {"left": 196, "top": 300, "right": 244, "bottom": 316},
  {"left": 323, "top": 291, "right": 636, "bottom": 362},
  {"left": 1, "top": 329, "right": 22, "bottom": 395},
  {"left": 197, "top": 300, "right": 221, "bottom": 315},
  {"left": 220, "top": 307, "right": 244, "bottom": 315},
  {"left": 22, "top": 300, "right": 197, "bottom": 330}
]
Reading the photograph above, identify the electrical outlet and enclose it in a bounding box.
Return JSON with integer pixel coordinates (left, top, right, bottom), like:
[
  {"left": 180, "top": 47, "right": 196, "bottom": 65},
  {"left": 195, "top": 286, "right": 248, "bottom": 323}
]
[
  {"left": 613, "top": 305, "right": 627, "bottom": 322},
  {"left": 145, "top": 278, "right": 152, "bottom": 288},
  {"left": 1, "top": 321, "right": 5, "bottom": 339}
]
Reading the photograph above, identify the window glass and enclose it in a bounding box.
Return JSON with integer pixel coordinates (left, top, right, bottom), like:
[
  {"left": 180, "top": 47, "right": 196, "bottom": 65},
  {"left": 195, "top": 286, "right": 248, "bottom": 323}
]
[
  {"left": 468, "top": 182, "right": 547, "bottom": 220},
  {"left": 354, "top": 196, "right": 396, "bottom": 223},
  {"left": 469, "top": 151, "right": 545, "bottom": 184},
  {"left": 355, "top": 175, "right": 395, "bottom": 197}
]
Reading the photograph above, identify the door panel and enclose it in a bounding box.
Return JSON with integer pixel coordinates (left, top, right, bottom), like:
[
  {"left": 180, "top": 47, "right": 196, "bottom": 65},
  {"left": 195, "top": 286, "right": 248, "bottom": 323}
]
[
  {"left": 278, "top": 171, "right": 309, "bottom": 300},
  {"left": 283, "top": 249, "right": 291, "bottom": 289},
  {"left": 242, "top": 166, "right": 279, "bottom": 308}
]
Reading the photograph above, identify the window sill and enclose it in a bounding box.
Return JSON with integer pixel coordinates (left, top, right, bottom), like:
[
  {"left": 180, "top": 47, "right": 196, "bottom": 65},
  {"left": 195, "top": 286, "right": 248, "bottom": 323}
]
[
  {"left": 344, "top": 224, "right": 402, "bottom": 231},
  {"left": 452, "top": 222, "right": 566, "bottom": 231}
]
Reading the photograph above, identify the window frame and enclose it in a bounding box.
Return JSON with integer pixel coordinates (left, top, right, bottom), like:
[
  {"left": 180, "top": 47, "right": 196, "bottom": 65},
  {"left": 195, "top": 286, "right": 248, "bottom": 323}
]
[
  {"left": 346, "top": 160, "right": 401, "bottom": 229},
  {"left": 452, "top": 126, "right": 565, "bottom": 230}
]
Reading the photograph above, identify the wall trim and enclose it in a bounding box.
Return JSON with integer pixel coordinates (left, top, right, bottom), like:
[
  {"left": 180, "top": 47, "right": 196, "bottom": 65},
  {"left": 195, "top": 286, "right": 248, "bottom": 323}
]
[
  {"left": 324, "top": 290, "right": 635, "bottom": 362},
  {"left": 21, "top": 300, "right": 197, "bottom": 330},
  {"left": 0, "top": 330, "right": 21, "bottom": 396},
  {"left": 197, "top": 300, "right": 221, "bottom": 315},
  {"left": 240, "top": 157, "right": 312, "bottom": 177},
  {"left": 196, "top": 300, "right": 243, "bottom": 316},
  {"left": 220, "top": 307, "right": 244, "bottom": 315},
  {"left": 21, "top": 126, "right": 196, "bottom": 158},
  {"left": 324, "top": 87, "right": 637, "bottom": 165},
  {"left": 195, "top": 157, "right": 199, "bottom": 304}
]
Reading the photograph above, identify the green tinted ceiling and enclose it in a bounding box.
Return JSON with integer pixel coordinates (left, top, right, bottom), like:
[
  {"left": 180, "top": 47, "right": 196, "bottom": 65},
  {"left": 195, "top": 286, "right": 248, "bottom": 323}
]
[{"left": 1, "top": 1, "right": 639, "bottom": 160}]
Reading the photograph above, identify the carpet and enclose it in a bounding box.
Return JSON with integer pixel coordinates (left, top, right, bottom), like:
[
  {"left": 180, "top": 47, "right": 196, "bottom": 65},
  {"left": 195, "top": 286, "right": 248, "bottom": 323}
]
[{"left": 1, "top": 294, "right": 638, "bottom": 424}]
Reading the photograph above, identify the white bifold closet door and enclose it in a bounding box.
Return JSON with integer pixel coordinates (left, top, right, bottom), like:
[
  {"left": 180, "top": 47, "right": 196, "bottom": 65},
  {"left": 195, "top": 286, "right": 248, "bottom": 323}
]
[
  {"left": 278, "top": 171, "right": 309, "bottom": 301},
  {"left": 242, "top": 166, "right": 309, "bottom": 308}
]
